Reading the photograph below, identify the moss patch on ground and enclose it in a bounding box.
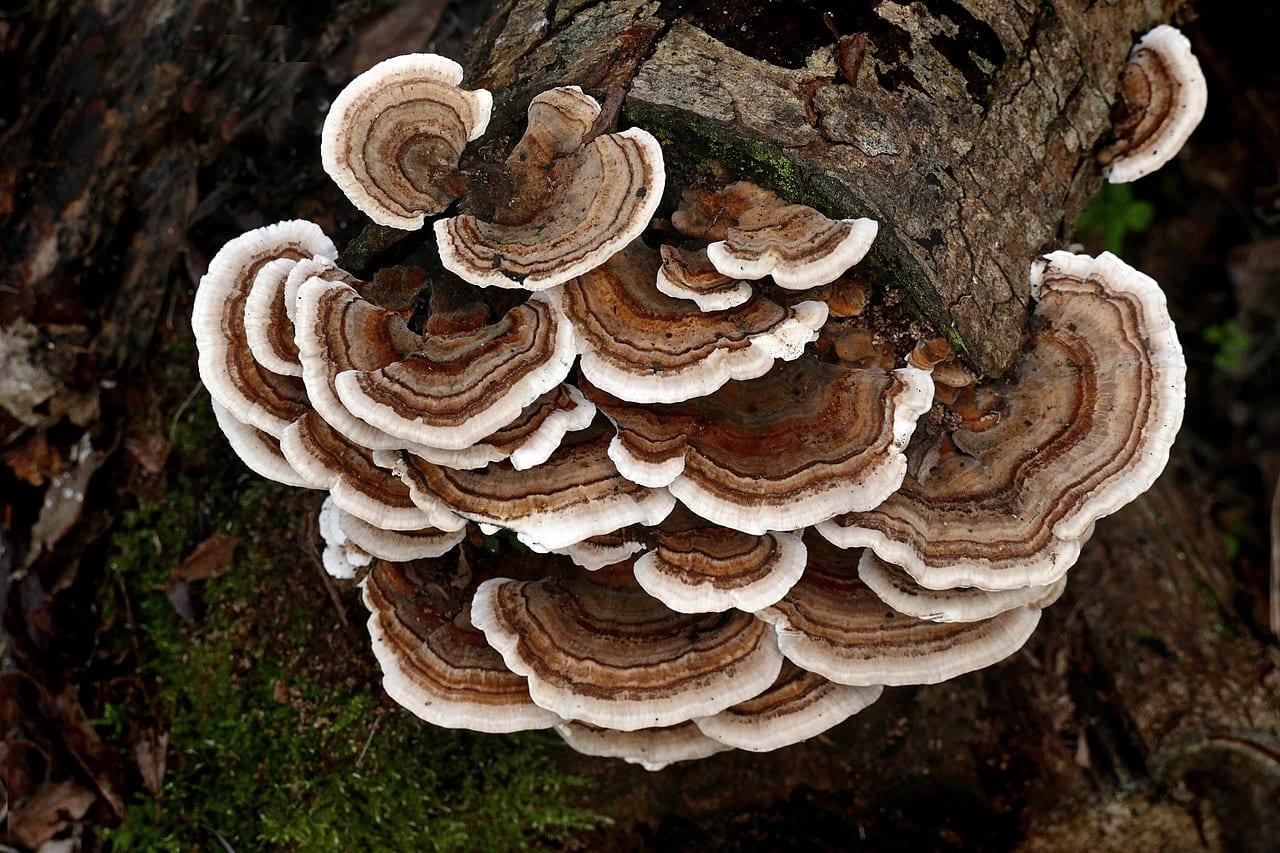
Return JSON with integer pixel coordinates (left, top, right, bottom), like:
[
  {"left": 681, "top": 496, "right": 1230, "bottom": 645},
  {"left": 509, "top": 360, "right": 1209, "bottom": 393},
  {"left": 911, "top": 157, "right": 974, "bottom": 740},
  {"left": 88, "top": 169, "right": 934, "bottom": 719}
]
[{"left": 93, "top": 337, "right": 606, "bottom": 851}]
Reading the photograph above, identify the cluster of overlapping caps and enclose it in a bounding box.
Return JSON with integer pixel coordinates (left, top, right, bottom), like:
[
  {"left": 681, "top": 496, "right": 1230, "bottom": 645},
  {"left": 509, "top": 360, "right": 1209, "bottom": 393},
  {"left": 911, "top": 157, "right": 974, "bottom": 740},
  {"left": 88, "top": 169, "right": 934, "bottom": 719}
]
[{"left": 193, "top": 26, "right": 1202, "bottom": 769}]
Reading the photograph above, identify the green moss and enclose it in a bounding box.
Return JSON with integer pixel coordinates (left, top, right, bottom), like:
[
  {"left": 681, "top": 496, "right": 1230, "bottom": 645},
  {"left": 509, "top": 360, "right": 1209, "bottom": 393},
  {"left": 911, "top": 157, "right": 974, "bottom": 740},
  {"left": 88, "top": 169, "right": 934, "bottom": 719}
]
[
  {"left": 1076, "top": 183, "right": 1155, "bottom": 256},
  {"left": 1202, "top": 320, "right": 1251, "bottom": 377},
  {"left": 625, "top": 103, "right": 816, "bottom": 214},
  {"left": 96, "top": 356, "right": 606, "bottom": 850}
]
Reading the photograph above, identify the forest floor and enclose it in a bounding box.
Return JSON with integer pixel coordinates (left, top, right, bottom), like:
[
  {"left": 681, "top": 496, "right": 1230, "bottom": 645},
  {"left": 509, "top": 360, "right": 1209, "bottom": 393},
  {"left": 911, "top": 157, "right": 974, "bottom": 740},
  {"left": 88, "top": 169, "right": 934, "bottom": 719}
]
[{"left": 2, "top": 1, "right": 1278, "bottom": 850}]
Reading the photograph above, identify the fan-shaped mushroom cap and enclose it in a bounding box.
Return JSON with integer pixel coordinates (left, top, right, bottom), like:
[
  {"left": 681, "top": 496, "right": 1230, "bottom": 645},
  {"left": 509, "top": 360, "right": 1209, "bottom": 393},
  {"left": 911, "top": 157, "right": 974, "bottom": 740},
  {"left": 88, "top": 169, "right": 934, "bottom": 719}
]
[
  {"left": 296, "top": 276, "right": 576, "bottom": 451},
  {"left": 471, "top": 572, "right": 785, "bottom": 730},
  {"left": 555, "top": 721, "right": 731, "bottom": 771},
  {"left": 244, "top": 257, "right": 304, "bottom": 377},
  {"left": 281, "top": 411, "right": 465, "bottom": 532},
  {"left": 693, "top": 661, "right": 883, "bottom": 753},
  {"left": 858, "top": 551, "right": 1067, "bottom": 623},
  {"left": 434, "top": 88, "right": 664, "bottom": 290},
  {"left": 706, "top": 205, "right": 879, "bottom": 290},
  {"left": 193, "top": 220, "right": 335, "bottom": 437},
  {"left": 633, "top": 515, "right": 807, "bottom": 614},
  {"left": 757, "top": 545, "right": 1043, "bottom": 686},
  {"left": 818, "top": 251, "right": 1185, "bottom": 591},
  {"left": 210, "top": 399, "right": 311, "bottom": 488},
  {"left": 549, "top": 242, "right": 827, "bottom": 404},
  {"left": 318, "top": 495, "right": 374, "bottom": 579},
  {"left": 321, "top": 53, "right": 492, "bottom": 229},
  {"left": 1104, "top": 25, "right": 1207, "bottom": 184},
  {"left": 363, "top": 558, "right": 561, "bottom": 732},
  {"left": 585, "top": 359, "right": 934, "bottom": 534},
  {"left": 334, "top": 503, "right": 465, "bottom": 563},
  {"left": 656, "top": 244, "right": 753, "bottom": 312},
  {"left": 379, "top": 421, "right": 675, "bottom": 551}
]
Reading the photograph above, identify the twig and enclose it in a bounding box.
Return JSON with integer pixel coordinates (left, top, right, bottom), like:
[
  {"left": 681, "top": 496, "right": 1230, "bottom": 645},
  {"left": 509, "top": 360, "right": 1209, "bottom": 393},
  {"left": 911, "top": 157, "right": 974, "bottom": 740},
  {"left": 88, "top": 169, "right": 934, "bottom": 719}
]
[
  {"left": 1270, "top": 472, "right": 1279, "bottom": 638},
  {"left": 167, "top": 380, "right": 204, "bottom": 444},
  {"left": 356, "top": 714, "right": 382, "bottom": 769},
  {"left": 300, "top": 507, "right": 354, "bottom": 635}
]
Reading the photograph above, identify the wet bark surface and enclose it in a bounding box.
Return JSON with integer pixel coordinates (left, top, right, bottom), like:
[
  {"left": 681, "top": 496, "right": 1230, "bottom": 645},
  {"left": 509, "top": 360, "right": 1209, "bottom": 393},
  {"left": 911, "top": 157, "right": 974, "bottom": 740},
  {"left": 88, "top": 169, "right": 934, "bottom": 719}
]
[{"left": 3, "top": 0, "right": 1278, "bottom": 849}]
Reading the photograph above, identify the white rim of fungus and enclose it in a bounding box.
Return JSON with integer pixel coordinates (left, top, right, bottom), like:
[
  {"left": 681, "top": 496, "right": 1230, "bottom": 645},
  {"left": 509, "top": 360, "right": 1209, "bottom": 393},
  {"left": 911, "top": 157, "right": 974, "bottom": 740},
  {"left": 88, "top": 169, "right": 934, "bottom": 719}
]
[
  {"left": 193, "top": 220, "right": 336, "bottom": 437},
  {"left": 558, "top": 293, "right": 829, "bottom": 406},
  {"left": 757, "top": 602, "right": 1043, "bottom": 687},
  {"left": 694, "top": 681, "right": 884, "bottom": 753},
  {"left": 210, "top": 399, "right": 313, "bottom": 488}
]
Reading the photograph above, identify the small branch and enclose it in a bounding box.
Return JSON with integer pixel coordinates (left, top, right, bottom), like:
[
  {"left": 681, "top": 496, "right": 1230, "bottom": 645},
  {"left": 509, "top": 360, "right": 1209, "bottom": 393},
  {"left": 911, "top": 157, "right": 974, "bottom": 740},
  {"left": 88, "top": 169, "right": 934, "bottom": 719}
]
[{"left": 299, "top": 508, "right": 355, "bottom": 636}]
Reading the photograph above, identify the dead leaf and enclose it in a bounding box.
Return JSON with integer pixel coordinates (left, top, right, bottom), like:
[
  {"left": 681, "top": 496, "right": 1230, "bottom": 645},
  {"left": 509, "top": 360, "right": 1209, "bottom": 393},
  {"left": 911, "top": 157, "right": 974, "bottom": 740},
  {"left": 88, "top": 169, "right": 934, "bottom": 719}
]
[
  {"left": 2, "top": 430, "right": 60, "bottom": 486},
  {"left": 173, "top": 531, "right": 238, "bottom": 584},
  {"left": 4, "top": 779, "right": 95, "bottom": 848},
  {"left": 124, "top": 431, "right": 171, "bottom": 474},
  {"left": 24, "top": 434, "right": 103, "bottom": 570},
  {"left": 134, "top": 729, "right": 169, "bottom": 795}
]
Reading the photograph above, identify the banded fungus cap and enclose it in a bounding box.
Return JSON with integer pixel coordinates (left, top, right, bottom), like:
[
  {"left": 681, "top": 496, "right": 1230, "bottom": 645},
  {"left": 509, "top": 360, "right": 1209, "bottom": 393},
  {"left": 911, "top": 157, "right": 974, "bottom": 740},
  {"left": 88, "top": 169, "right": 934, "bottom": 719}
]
[
  {"left": 692, "top": 661, "right": 883, "bottom": 753},
  {"left": 757, "top": 542, "right": 1044, "bottom": 687},
  {"left": 1103, "top": 25, "right": 1207, "bottom": 184},
  {"left": 818, "top": 251, "right": 1185, "bottom": 592},
  {"left": 295, "top": 276, "right": 576, "bottom": 452},
  {"left": 329, "top": 500, "right": 465, "bottom": 563},
  {"left": 549, "top": 242, "right": 828, "bottom": 404},
  {"left": 243, "top": 257, "right": 305, "bottom": 377},
  {"left": 434, "top": 87, "right": 664, "bottom": 290},
  {"left": 362, "top": 558, "right": 562, "bottom": 732},
  {"left": 632, "top": 510, "right": 808, "bottom": 614},
  {"left": 405, "top": 383, "right": 596, "bottom": 472},
  {"left": 583, "top": 359, "right": 934, "bottom": 535},
  {"left": 470, "top": 571, "right": 785, "bottom": 730},
  {"left": 281, "top": 411, "right": 465, "bottom": 532},
  {"left": 321, "top": 53, "right": 493, "bottom": 229},
  {"left": 655, "top": 244, "right": 753, "bottom": 312},
  {"left": 706, "top": 204, "right": 879, "bottom": 290},
  {"left": 552, "top": 533, "right": 647, "bottom": 571},
  {"left": 210, "top": 399, "right": 311, "bottom": 488},
  {"left": 672, "top": 181, "right": 878, "bottom": 289}
]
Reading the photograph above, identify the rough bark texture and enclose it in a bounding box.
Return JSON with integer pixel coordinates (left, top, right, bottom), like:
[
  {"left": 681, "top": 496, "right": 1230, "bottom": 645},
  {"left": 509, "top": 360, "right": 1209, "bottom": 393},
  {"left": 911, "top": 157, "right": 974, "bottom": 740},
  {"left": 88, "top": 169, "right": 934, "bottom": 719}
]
[{"left": 2, "top": 0, "right": 1277, "bottom": 849}]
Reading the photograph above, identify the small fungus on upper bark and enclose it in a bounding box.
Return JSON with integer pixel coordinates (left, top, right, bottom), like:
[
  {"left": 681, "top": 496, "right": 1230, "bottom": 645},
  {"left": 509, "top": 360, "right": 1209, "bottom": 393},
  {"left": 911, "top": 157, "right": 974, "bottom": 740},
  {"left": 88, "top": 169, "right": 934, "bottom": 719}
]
[
  {"left": 321, "top": 53, "right": 492, "bottom": 229},
  {"left": 1102, "top": 25, "right": 1208, "bottom": 184}
]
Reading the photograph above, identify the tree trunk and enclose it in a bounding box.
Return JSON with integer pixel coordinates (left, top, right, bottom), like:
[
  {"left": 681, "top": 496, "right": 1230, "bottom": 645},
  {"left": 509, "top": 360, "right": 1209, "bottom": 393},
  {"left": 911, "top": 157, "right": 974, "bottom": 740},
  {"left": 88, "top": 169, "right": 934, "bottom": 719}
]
[
  {"left": 465, "top": 0, "right": 1182, "bottom": 375},
  {"left": 2, "top": 0, "right": 1276, "bottom": 848}
]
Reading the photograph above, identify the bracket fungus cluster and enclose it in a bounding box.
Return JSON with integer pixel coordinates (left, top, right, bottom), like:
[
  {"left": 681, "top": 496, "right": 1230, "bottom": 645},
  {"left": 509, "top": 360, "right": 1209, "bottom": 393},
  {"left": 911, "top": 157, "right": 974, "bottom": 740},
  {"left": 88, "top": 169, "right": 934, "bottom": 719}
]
[{"left": 194, "top": 36, "right": 1190, "bottom": 770}]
